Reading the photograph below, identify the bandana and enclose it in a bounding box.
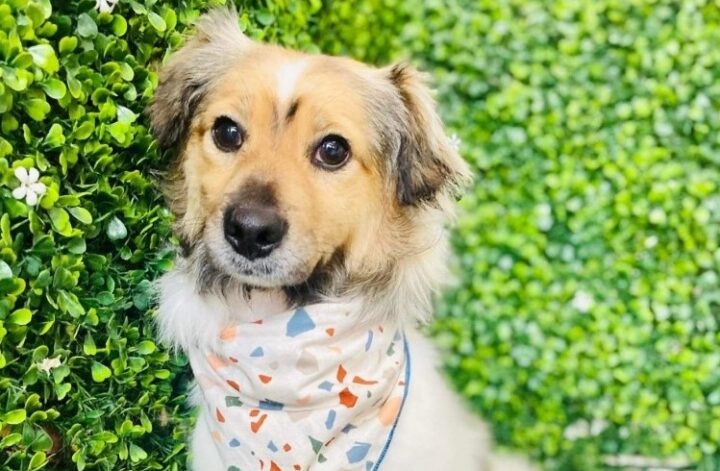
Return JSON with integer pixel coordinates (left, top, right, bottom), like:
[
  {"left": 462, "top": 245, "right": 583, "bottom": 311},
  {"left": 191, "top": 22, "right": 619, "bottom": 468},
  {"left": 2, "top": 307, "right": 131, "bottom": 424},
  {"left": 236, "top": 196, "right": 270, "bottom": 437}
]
[{"left": 188, "top": 302, "right": 410, "bottom": 471}]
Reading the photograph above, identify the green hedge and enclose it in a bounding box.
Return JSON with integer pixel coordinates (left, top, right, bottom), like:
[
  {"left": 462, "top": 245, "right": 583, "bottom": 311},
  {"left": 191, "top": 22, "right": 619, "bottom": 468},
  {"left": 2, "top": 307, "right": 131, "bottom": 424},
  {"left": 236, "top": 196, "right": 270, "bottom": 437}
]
[
  {"left": 0, "top": 1, "right": 331, "bottom": 470},
  {"left": 3, "top": 0, "right": 720, "bottom": 470},
  {"left": 387, "top": 1, "right": 720, "bottom": 469}
]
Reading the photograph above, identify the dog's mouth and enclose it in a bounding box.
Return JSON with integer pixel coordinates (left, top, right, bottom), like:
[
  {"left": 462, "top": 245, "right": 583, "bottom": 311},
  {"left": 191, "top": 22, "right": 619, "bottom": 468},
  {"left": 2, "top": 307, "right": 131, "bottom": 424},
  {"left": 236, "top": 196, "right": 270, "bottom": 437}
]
[
  {"left": 192, "top": 228, "right": 345, "bottom": 308},
  {"left": 195, "top": 214, "right": 316, "bottom": 290}
]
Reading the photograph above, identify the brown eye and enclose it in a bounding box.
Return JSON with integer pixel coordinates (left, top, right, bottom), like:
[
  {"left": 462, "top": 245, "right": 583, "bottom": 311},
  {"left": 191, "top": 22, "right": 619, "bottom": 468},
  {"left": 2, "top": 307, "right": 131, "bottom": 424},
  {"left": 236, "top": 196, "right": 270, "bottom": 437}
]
[
  {"left": 313, "top": 135, "right": 350, "bottom": 170},
  {"left": 212, "top": 116, "right": 243, "bottom": 152}
]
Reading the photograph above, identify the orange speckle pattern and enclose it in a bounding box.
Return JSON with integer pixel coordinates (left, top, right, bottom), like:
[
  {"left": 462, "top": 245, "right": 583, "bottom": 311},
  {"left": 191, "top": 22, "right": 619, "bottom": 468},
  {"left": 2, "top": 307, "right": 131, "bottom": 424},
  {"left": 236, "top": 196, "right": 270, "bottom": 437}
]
[
  {"left": 336, "top": 365, "right": 347, "bottom": 383},
  {"left": 207, "top": 353, "right": 228, "bottom": 371},
  {"left": 339, "top": 387, "right": 358, "bottom": 408},
  {"left": 353, "top": 376, "right": 378, "bottom": 385},
  {"left": 379, "top": 397, "right": 402, "bottom": 426},
  {"left": 220, "top": 326, "right": 237, "bottom": 341},
  {"left": 250, "top": 413, "right": 268, "bottom": 433}
]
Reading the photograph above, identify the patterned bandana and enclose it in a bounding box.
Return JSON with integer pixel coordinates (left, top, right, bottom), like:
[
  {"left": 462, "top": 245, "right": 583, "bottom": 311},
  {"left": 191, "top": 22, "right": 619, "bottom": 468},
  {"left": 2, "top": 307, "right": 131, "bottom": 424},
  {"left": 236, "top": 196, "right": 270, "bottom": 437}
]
[{"left": 188, "top": 302, "right": 410, "bottom": 471}]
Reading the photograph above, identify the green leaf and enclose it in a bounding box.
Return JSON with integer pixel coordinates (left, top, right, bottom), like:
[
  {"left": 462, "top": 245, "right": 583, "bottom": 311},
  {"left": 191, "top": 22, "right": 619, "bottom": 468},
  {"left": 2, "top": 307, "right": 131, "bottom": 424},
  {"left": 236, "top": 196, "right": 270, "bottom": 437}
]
[
  {"left": 48, "top": 207, "right": 72, "bottom": 236},
  {"left": 2, "top": 409, "right": 26, "bottom": 425},
  {"left": 41, "top": 79, "right": 67, "bottom": 100},
  {"left": 136, "top": 340, "right": 156, "bottom": 355},
  {"left": 23, "top": 98, "right": 51, "bottom": 121},
  {"left": 67, "top": 238, "right": 87, "bottom": 254},
  {"left": 27, "top": 44, "right": 59, "bottom": 74},
  {"left": 112, "top": 15, "right": 127, "bottom": 36},
  {"left": 74, "top": 120, "right": 94, "bottom": 140},
  {"left": 28, "top": 451, "right": 47, "bottom": 470},
  {"left": 58, "top": 36, "right": 78, "bottom": 54},
  {"left": 256, "top": 10, "right": 275, "bottom": 26},
  {"left": 44, "top": 123, "right": 65, "bottom": 147},
  {"left": 3, "top": 69, "right": 28, "bottom": 92},
  {"left": 8, "top": 308, "right": 32, "bottom": 325},
  {"left": 57, "top": 290, "right": 85, "bottom": 317},
  {"left": 11, "top": 52, "right": 34, "bottom": 69},
  {"left": 1, "top": 213, "right": 10, "bottom": 246},
  {"left": 0, "top": 432, "right": 22, "bottom": 448},
  {"left": 0, "top": 261, "right": 11, "bottom": 280},
  {"left": 77, "top": 13, "right": 98, "bottom": 38},
  {"left": 55, "top": 383, "right": 71, "bottom": 400},
  {"left": 129, "top": 443, "right": 147, "bottom": 462},
  {"left": 67, "top": 76, "right": 82, "bottom": 99},
  {"left": 107, "top": 121, "right": 128, "bottom": 143},
  {"left": 147, "top": 12, "right": 167, "bottom": 32},
  {"left": 68, "top": 207, "right": 93, "bottom": 224},
  {"left": 91, "top": 361, "right": 111, "bottom": 382},
  {"left": 116, "top": 105, "right": 137, "bottom": 124},
  {"left": 83, "top": 335, "right": 96, "bottom": 355},
  {"left": 107, "top": 216, "right": 127, "bottom": 240}
]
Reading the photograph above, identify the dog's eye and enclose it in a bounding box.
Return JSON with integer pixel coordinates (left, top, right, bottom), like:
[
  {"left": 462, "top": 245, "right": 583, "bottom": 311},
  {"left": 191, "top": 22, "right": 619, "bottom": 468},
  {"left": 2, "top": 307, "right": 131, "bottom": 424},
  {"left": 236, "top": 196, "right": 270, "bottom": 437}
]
[
  {"left": 313, "top": 135, "right": 350, "bottom": 170},
  {"left": 212, "top": 116, "right": 243, "bottom": 152}
]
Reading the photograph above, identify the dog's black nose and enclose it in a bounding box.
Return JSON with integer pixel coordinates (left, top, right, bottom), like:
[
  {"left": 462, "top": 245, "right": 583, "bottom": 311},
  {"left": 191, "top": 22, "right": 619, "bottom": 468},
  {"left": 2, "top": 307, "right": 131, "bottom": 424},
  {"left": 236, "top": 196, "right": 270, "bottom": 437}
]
[{"left": 223, "top": 206, "right": 288, "bottom": 260}]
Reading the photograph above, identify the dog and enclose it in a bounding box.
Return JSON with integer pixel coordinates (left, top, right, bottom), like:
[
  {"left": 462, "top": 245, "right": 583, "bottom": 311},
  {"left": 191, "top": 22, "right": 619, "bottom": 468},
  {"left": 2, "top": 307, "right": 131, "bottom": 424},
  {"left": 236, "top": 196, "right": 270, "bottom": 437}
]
[{"left": 149, "top": 8, "right": 534, "bottom": 471}]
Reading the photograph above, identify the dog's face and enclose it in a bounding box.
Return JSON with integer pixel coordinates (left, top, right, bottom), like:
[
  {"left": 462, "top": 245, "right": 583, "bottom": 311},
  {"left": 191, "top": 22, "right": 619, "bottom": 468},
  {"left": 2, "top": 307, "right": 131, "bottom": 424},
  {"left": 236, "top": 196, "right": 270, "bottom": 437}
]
[
  {"left": 150, "top": 10, "right": 468, "bottom": 300},
  {"left": 177, "top": 51, "right": 391, "bottom": 289}
]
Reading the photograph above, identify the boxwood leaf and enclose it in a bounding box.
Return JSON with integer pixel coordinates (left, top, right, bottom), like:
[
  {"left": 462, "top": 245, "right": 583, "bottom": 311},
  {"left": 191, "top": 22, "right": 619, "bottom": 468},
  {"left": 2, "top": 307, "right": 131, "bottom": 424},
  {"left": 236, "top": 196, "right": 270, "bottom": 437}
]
[
  {"left": 68, "top": 207, "right": 93, "bottom": 224},
  {"left": 147, "top": 12, "right": 166, "bottom": 32},
  {"left": 91, "top": 361, "right": 111, "bottom": 383},
  {"left": 2, "top": 409, "right": 26, "bottom": 425},
  {"left": 27, "top": 44, "right": 59, "bottom": 74},
  {"left": 107, "top": 216, "right": 127, "bottom": 240},
  {"left": 8, "top": 308, "right": 32, "bottom": 325},
  {"left": 48, "top": 207, "right": 72, "bottom": 236},
  {"left": 77, "top": 13, "right": 98, "bottom": 38}
]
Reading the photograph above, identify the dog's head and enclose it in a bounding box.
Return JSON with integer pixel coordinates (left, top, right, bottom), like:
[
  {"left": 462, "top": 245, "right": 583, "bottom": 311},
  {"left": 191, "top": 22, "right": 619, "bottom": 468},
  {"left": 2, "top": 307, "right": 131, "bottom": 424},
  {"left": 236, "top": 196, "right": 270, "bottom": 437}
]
[{"left": 149, "top": 9, "right": 469, "bottom": 318}]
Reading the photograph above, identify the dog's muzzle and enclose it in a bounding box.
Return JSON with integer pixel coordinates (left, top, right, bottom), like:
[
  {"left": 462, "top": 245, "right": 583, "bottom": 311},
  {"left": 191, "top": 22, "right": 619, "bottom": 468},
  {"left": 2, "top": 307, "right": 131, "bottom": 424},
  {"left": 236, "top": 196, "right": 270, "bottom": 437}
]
[{"left": 223, "top": 205, "right": 288, "bottom": 260}]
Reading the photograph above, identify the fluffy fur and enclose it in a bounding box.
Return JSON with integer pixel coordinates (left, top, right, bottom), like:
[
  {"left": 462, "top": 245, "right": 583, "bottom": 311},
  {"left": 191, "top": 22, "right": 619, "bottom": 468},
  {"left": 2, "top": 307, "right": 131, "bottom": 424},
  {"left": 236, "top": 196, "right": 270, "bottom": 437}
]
[{"left": 151, "top": 8, "right": 534, "bottom": 471}]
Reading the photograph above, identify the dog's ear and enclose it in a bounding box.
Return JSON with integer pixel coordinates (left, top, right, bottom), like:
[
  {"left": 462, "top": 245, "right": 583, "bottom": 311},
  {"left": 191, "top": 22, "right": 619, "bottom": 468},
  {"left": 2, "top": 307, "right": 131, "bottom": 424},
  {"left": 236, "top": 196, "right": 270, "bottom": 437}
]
[
  {"left": 385, "top": 63, "right": 471, "bottom": 206},
  {"left": 149, "top": 8, "right": 253, "bottom": 151}
]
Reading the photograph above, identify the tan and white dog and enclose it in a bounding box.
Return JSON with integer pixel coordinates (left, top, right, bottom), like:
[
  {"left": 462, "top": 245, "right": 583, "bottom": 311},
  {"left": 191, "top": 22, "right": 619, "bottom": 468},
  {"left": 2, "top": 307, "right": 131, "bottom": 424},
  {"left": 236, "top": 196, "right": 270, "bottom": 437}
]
[{"left": 150, "top": 8, "right": 533, "bottom": 471}]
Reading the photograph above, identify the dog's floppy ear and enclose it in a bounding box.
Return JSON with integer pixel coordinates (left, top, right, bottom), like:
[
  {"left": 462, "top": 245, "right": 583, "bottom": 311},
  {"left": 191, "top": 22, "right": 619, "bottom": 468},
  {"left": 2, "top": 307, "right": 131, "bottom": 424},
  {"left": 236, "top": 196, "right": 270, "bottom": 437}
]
[
  {"left": 149, "top": 8, "right": 253, "bottom": 151},
  {"left": 385, "top": 63, "right": 471, "bottom": 206}
]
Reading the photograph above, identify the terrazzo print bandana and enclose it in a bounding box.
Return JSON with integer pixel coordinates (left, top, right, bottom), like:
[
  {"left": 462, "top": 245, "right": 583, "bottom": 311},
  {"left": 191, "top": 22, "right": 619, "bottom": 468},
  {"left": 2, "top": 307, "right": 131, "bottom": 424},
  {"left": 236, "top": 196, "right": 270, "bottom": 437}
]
[{"left": 188, "top": 302, "right": 410, "bottom": 471}]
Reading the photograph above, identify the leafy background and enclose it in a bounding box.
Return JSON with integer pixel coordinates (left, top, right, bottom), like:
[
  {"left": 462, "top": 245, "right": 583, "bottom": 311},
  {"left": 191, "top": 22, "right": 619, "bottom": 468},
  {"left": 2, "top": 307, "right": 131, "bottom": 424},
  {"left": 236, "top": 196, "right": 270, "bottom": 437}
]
[{"left": 1, "top": 0, "right": 719, "bottom": 470}]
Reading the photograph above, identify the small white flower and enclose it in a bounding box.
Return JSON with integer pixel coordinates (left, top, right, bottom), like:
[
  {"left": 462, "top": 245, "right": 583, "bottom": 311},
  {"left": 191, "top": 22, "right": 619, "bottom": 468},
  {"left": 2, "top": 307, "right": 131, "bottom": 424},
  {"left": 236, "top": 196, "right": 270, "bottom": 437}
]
[
  {"left": 95, "top": 0, "right": 118, "bottom": 13},
  {"left": 571, "top": 290, "right": 594, "bottom": 313},
  {"left": 38, "top": 356, "right": 62, "bottom": 373},
  {"left": 12, "top": 167, "right": 46, "bottom": 206},
  {"left": 449, "top": 133, "right": 462, "bottom": 152}
]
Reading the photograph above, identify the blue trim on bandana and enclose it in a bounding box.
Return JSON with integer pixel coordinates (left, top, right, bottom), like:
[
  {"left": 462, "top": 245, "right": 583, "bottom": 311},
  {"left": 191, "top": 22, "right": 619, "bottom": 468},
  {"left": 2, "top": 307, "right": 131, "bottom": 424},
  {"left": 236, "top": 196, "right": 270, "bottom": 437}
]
[{"left": 372, "top": 334, "right": 411, "bottom": 471}]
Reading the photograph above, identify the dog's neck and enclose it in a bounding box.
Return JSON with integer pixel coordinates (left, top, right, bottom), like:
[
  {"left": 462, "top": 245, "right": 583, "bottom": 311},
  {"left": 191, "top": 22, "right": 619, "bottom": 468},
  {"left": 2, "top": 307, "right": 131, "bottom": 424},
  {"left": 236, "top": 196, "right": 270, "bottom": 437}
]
[{"left": 157, "top": 268, "right": 291, "bottom": 352}]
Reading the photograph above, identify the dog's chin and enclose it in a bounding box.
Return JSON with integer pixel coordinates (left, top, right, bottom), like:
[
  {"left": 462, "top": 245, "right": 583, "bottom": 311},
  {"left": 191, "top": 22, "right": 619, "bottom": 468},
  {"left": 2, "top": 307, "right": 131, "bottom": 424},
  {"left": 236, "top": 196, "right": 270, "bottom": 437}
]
[{"left": 205, "top": 242, "right": 313, "bottom": 290}]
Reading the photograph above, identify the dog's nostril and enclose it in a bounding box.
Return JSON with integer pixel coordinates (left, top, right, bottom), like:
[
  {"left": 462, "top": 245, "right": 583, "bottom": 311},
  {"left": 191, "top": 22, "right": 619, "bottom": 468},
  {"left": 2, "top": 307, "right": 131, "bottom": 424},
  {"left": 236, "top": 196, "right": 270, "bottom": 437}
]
[{"left": 223, "top": 206, "right": 288, "bottom": 260}]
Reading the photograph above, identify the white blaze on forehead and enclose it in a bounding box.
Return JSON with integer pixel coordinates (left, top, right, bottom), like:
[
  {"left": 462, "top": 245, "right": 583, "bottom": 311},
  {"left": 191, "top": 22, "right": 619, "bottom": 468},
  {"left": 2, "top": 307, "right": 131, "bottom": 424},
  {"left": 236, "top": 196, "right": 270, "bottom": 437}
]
[{"left": 276, "top": 60, "right": 307, "bottom": 104}]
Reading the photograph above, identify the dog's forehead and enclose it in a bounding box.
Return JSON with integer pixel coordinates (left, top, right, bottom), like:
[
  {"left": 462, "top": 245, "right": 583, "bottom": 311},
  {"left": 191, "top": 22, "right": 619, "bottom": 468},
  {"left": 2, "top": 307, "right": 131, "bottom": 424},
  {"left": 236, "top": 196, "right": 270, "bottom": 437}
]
[{"left": 215, "top": 46, "right": 378, "bottom": 111}]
